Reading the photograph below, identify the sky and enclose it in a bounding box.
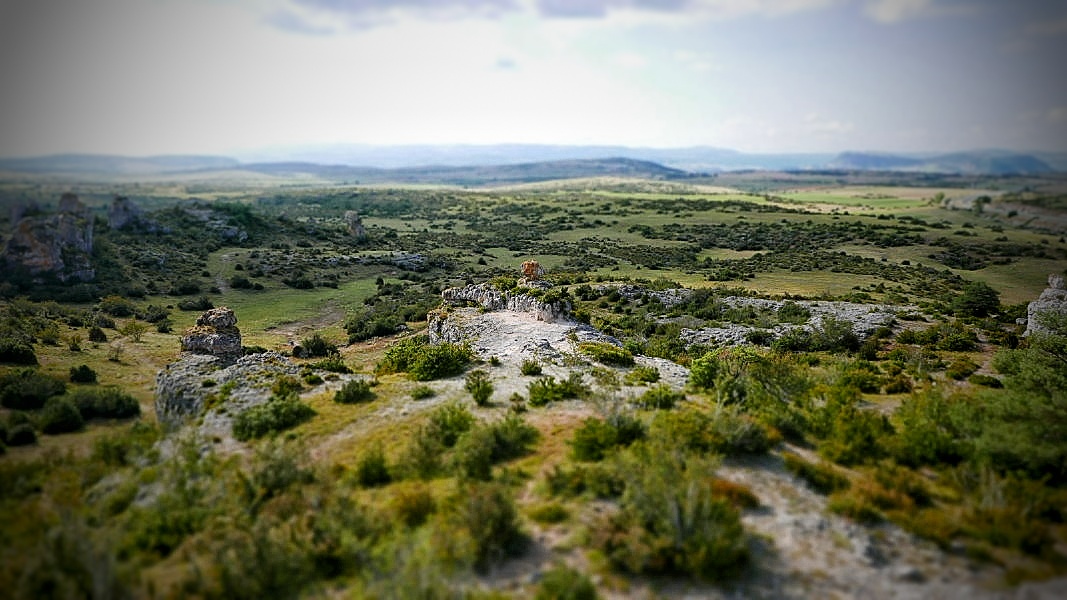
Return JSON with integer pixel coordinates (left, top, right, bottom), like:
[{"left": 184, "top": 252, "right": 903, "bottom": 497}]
[{"left": 0, "top": 0, "right": 1065, "bottom": 158}]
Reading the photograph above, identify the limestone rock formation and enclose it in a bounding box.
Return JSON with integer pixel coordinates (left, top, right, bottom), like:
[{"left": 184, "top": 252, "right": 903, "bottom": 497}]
[
  {"left": 441, "top": 282, "right": 570, "bottom": 322},
  {"left": 180, "top": 307, "right": 242, "bottom": 360},
  {"left": 521, "top": 260, "right": 545, "bottom": 281},
  {"left": 344, "top": 210, "right": 367, "bottom": 240},
  {"left": 1, "top": 193, "right": 95, "bottom": 282},
  {"left": 108, "top": 195, "right": 148, "bottom": 230},
  {"left": 1026, "top": 274, "right": 1067, "bottom": 336}
]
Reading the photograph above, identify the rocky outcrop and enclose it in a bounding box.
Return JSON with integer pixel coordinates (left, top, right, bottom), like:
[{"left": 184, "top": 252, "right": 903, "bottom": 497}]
[
  {"left": 521, "top": 260, "right": 545, "bottom": 281},
  {"left": 1, "top": 193, "right": 94, "bottom": 282},
  {"left": 1026, "top": 274, "right": 1067, "bottom": 336},
  {"left": 180, "top": 307, "right": 243, "bottom": 360},
  {"left": 154, "top": 351, "right": 301, "bottom": 428},
  {"left": 344, "top": 210, "right": 366, "bottom": 240},
  {"left": 441, "top": 282, "right": 570, "bottom": 322},
  {"left": 107, "top": 196, "right": 151, "bottom": 230}
]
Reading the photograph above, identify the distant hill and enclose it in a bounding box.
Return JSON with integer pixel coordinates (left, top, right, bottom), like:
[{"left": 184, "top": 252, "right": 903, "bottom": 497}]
[
  {"left": 0, "top": 153, "right": 240, "bottom": 175},
  {"left": 241, "top": 157, "right": 689, "bottom": 185},
  {"left": 830, "top": 150, "right": 1054, "bottom": 175}
]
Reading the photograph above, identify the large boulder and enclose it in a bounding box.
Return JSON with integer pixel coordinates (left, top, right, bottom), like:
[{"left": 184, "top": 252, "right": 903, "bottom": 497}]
[
  {"left": 180, "top": 307, "right": 242, "bottom": 360},
  {"left": 1026, "top": 274, "right": 1067, "bottom": 336},
  {"left": 108, "top": 196, "right": 149, "bottom": 230},
  {"left": 344, "top": 210, "right": 367, "bottom": 240},
  {"left": 1, "top": 193, "right": 94, "bottom": 282}
]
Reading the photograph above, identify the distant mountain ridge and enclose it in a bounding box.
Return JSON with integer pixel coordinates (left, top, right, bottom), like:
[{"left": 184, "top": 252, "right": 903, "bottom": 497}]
[
  {"left": 0, "top": 146, "right": 1060, "bottom": 182},
  {"left": 830, "top": 150, "right": 1055, "bottom": 175}
]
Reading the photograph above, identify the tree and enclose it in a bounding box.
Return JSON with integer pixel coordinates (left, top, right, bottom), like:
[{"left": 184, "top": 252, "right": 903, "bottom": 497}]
[
  {"left": 465, "top": 370, "right": 493, "bottom": 406},
  {"left": 951, "top": 281, "right": 999, "bottom": 318}
]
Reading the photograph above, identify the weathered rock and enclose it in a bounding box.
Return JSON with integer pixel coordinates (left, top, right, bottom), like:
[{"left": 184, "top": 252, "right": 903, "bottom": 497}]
[
  {"left": 1, "top": 193, "right": 94, "bottom": 282},
  {"left": 108, "top": 196, "right": 146, "bottom": 230},
  {"left": 521, "top": 260, "right": 545, "bottom": 281},
  {"left": 154, "top": 351, "right": 300, "bottom": 428},
  {"left": 180, "top": 307, "right": 242, "bottom": 360},
  {"left": 344, "top": 210, "right": 367, "bottom": 240},
  {"left": 441, "top": 282, "right": 570, "bottom": 322},
  {"left": 1025, "top": 274, "right": 1067, "bottom": 336}
]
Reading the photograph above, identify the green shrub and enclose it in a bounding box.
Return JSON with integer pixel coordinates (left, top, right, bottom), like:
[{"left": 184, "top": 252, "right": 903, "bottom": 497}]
[
  {"left": 465, "top": 370, "right": 493, "bottom": 407},
  {"left": 410, "top": 385, "right": 436, "bottom": 400},
  {"left": 782, "top": 452, "right": 850, "bottom": 494},
  {"left": 650, "top": 406, "right": 773, "bottom": 456},
  {"left": 536, "top": 564, "right": 597, "bottom": 600},
  {"left": 637, "top": 384, "right": 683, "bottom": 410},
  {"left": 69, "top": 387, "right": 140, "bottom": 419},
  {"left": 177, "top": 296, "right": 213, "bottom": 311},
  {"left": 356, "top": 444, "right": 391, "bottom": 487},
  {"left": 334, "top": 379, "right": 376, "bottom": 404},
  {"left": 520, "top": 360, "right": 542, "bottom": 376},
  {"left": 0, "top": 338, "right": 37, "bottom": 365},
  {"left": 300, "top": 333, "right": 338, "bottom": 358},
  {"left": 98, "top": 295, "right": 137, "bottom": 317},
  {"left": 450, "top": 426, "right": 496, "bottom": 481},
  {"left": 828, "top": 491, "right": 884, "bottom": 524},
  {"left": 271, "top": 375, "right": 303, "bottom": 397},
  {"left": 0, "top": 369, "right": 66, "bottom": 410},
  {"left": 527, "top": 374, "right": 589, "bottom": 407},
  {"left": 40, "top": 397, "right": 84, "bottom": 434},
  {"left": 889, "top": 390, "right": 968, "bottom": 467},
  {"left": 390, "top": 483, "right": 437, "bottom": 527},
  {"left": 591, "top": 444, "right": 747, "bottom": 580},
  {"left": 232, "top": 396, "right": 316, "bottom": 441},
  {"left": 6, "top": 423, "right": 37, "bottom": 446},
  {"left": 624, "top": 365, "right": 660, "bottom": 385},
  {"left": 777, "top": 301, "right": 811, "bottom": 324},
  {"left": 443, "top": 482, "right": 526, "bottom": 573},
  {"left": 69, "top": 364, "right": 97, "bottom": 383},
  {"left": 309, "top": 355, "right": 351, "bottom": 373},
  {"left": 570, "top": 414, "right": 644, "bottom": 462},
  {"left": 87, "top": 326, "right": 108, "bottom": 343},
  {"left": 427, "top": 403, "right": 475, "bottom": 448},
  {"left": 578, "top": 342, "right": 634, "bottom": 367},
  {"left": 968, "top": 373, "right": 1002, "bottom": 388},
  {"left": 528, "top": 503, "right": 570, "bottom": 525},
  {"left": 945, "top": 357, "right": 979, "bottom": 380},
  {"left": 377, "top": 337, "right": 474, "bottom": 381}
]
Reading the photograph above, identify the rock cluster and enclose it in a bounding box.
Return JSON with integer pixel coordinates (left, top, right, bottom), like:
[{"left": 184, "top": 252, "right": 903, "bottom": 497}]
[
  {"left": 1026, "top": 274, "right": 1067, "bottom": 336},
  {"left": 1, "top": 193, "right": 95, "bottom": 282},
  {"left": 344, "top": 210, "right": 367, "bottom": 240},
  {"left": 179, "top": 307, "right": 243, "bottom": 360}
]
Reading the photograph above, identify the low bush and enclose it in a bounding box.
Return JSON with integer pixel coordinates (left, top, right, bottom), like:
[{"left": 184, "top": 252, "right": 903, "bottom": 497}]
[
  {"left": 177, "top": 296, "right": 213, "bottom": 311},
  {"left": 946, "top": 358, "right": 979, "bottom": 380},
  {"left": 334, "top": 379, "right": 376, "bottom": 404},
  {"left": 427, "top": 403, "right": 475, "bottom": 449},
  {"left": 465, "top": 370, "right": 493, "bottom": 406},
  {"left": 390, "top": 483, "right": 437, "bottom": 527},
  {"left": 0, "top": 338, "right": 37, "bottom": 365},
  {"left": 300, "top": 333, "right": 338, "bottom": 358},
  {"left": 527, "top": 374, "right": 589, "bottom": 407},
  {"left": 410, "top": 385, "right": 436, "bottom": 400},
  {"left": 443, "top": 482, "right": 526, "bottom": 573},
  {"left": 0, "top": 369, "right": 66, "bottom": 410},
  {"left": 520, "top": 360, "right": 542, "bottom": 376},
  {"left": 624, "top": 365, "right": 660, "bottom": 385},
  {"left": 637, "top": 384, "right": 683, "bottom": 410},
  {"left": 782, "top": 452, "right": 850, "bottom": 494},
  {"left": 710, "top": 479, "right": 760, "bottom": 510},
  {"left": 828, "top": 490, "right": 884, "bottom": 524},
  {"left": 377, "top": 337, "right": 473, "bottom": 381},
  {"left": 578, "top": 342, "right": 635, "bottom": 367},
  {"left": 528, "top": 503, "right": 570, "bottom": 525},
  {"left": 69, "top": 387, "right": 140, "bottom": 420},
  {"left": 40, "top": 397, "right": 84, "bottom": 434},
  {"left": 570, "top": 414, "right": 644, "bottom": 462},
  {"left": 356, "top": 444, "right": 391, "bottom": 487},
  {"left": 232, "top": 395, "right": 316, "bottom": 441},
  {"left": 87, "top": 326, "right": 108, "bottom": 343},
  {"left": 535, "top": 564, "right": 597, "bottom": 600},
  {"left": 968, "top": 373, "right": 1003, "bottom": 388},
  {"left": 6, "top": 423, "right": 37, "bottom": 446},
  {"left": 309, "top": 355, "right": 351, "bottom": 373},
  {"left": 69, "top": 364, "right": 97, "bottom": 383}
]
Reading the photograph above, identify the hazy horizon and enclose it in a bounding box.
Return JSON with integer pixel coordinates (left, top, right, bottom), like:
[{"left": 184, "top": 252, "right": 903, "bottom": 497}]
[{"left": 2, "top": 0, "right": 1066, "bottom": 158}]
